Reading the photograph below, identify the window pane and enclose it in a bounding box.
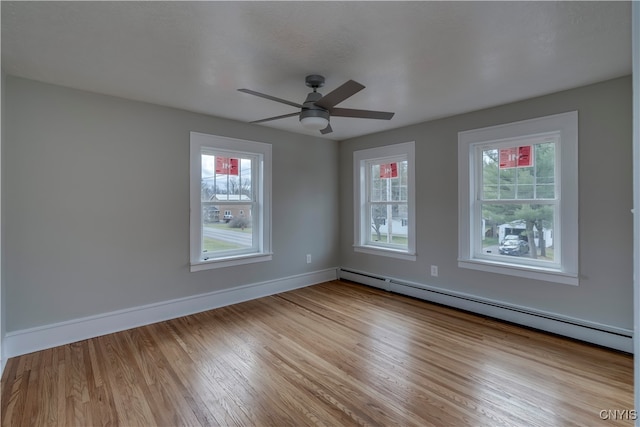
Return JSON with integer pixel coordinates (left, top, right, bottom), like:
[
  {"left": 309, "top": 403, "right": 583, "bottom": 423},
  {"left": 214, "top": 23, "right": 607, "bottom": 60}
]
[
  {"left": 370, "top": 163, "right": 386, "bottom": 202},
  {"left": 535, "top": 142, "right": 555, "bottom": 199},
  {"left": 201, "top": 206, "right": 254, "bottom": 257},
  {"left": 498, "top": 168, "right": 516, "bottom": 199},
  {"left": 368, "top": 203, "right": 408, "bottom": 247},
  {"left": 516, "top": 167, "right": 533, "bottom": 194},
  {"left": 370, "top": 160, "right": 408, "bottom": 202},
  {"left": 482, "top": 149, "right": 499, "bottom": 200},
  {"left": 481, "top": 142, "right": 556, "bottom": 201},
  {"left": 201, "top": 154, "right": 217, "bottom": 202},
  {"left": 202, "top": 154, "right": 253, "bottom": 202},
  {"left": 480, "top": 203, "right": 556, "bottom": 262}
]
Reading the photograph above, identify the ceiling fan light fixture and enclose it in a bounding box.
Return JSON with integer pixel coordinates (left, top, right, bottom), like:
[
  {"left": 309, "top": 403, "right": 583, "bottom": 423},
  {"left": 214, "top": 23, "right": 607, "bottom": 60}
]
[
  {"left": 300, "top": 115, "right": 329, "bottom": 130},
  {"left": 299, "top": 106, "right": 330, "bottom": 130}
]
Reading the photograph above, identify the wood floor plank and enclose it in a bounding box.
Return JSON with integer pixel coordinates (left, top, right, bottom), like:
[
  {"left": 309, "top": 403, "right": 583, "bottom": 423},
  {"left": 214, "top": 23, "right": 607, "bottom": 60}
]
[
  {"left": 20, "top": 352, "right": 42, "bottom": 427},
  {"left": 1, "top": 280, "right": 634, "bottom": 426},
  {"left": 2, "top": 368, "right": 30, "bottom": 427},
  {"left": 66, "top": 342, "right": 92, "bottom": 427},
  {"left": 54, "top": 356, "right": 65, "bottom": 427},
  {"left": 84, "top": 339, "right": 117, "bottom": 427},
  {"left": 33, "top": 349, "right": 56, "bottom": 427}
]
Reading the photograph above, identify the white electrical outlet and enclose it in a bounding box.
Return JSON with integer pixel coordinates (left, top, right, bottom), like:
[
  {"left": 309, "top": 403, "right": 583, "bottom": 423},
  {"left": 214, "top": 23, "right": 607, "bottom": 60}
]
[
  {"left": 430, "top": 265, "right": 438, "bottom": 277},
  {"left": 306, "top": 254, "right": 312, "bottom": 264}
]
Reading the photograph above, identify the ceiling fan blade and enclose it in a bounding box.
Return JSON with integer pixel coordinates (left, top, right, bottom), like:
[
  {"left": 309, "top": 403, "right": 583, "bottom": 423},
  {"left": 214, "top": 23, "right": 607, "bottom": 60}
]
[
  {"left": 320, "top": 123, "right": 333, "bottom": 135},
  {"left": 330, "top": 108, "right": 395, "bottom": 120},
  {"left": 238, "top": 88, "right": 303, "bottom": 109},
  {"left": 315, "top": 80, "right": 365, "bottom": 109},
  {"left": 250, "top": 112, "right": 300, "bottom": 124}
]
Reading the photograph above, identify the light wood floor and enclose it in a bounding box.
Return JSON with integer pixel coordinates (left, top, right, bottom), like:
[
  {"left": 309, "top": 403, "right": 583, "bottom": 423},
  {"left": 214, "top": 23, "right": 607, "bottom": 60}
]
[{"left": 1, "top": 280, "right": 634, "bottom": 426}]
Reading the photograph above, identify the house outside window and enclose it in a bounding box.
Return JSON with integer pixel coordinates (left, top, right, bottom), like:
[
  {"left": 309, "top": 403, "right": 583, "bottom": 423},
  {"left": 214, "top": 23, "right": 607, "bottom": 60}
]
[
  {"left": 353, "top": 142, "right": 416, "bottom": 261},
  {"left": 190, "top": 132, "right": 272, "bottom": 271},
  {"left": 458, "top": 111, "right": 578, "bottom": 285}
]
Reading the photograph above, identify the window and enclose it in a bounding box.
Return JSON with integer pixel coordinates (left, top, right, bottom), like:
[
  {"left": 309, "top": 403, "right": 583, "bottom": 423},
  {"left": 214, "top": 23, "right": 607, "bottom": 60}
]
[
  {"left": 354, "top": 142, "right": 415, "bottom": 260},
  {"left": 458, "top": 111, "right": 578, "bottom": 285},
  {"left": 190, "top": 132, "right": 272, "bottom": 271}
]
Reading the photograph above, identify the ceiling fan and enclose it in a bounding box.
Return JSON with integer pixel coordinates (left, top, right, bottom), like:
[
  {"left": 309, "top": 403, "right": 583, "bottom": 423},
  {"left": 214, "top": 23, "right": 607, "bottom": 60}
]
[{"left": 238, "top": 75, "right": 394, "bottom": 135}]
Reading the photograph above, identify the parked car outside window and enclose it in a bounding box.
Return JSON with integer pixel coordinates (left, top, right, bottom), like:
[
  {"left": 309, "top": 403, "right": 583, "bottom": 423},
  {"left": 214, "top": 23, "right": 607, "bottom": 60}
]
[{"left": 499, "top": 235, "right": 529, "bottom": 256}]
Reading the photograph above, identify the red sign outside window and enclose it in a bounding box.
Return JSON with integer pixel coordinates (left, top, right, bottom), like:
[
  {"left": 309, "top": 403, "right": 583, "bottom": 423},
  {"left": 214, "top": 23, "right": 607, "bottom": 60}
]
[
  {"left": 379, "top": 163, "right": 398, "bottom": 178},
  {"left": 215, "top": 157, "right": 239, "bottom": 175},
  {"left": 499, "top": 146, "right": 533, "bottom": 169},
  {"left": 517, "top": 145, "right": 532, "bottom": 167}
]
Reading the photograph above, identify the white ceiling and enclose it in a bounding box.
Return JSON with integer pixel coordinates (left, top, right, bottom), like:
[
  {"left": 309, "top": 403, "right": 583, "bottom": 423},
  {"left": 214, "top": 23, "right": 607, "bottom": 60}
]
[{"left": 1, "top": 1, "right": 632, "bottom": 141}]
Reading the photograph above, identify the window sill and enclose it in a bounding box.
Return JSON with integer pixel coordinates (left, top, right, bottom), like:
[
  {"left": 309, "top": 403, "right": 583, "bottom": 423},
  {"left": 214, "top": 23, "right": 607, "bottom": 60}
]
[
  {"left": 191, "top": 252, "right": 273, "bottom": 272},
  {"left": 354, "top": 245, "right": 416, "bottom": 261},
  {"left": 458, "top": 258, "right": 578, "bottom": 286}
]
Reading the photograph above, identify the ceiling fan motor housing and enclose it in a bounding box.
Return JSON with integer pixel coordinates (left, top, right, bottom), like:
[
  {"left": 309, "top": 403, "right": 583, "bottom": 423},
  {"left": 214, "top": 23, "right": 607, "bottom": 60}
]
[{"left": 300, "top": 91, "right": 330, "bottom": 122}]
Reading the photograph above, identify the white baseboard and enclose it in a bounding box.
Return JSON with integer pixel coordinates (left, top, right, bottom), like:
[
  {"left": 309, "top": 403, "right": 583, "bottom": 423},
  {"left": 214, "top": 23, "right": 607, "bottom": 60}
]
[
  {"left": 4, "top": 268, "right": 338, "bottom": 358},
  {"left": 339, "top": 268, "right": 633, "bottom": 353}
]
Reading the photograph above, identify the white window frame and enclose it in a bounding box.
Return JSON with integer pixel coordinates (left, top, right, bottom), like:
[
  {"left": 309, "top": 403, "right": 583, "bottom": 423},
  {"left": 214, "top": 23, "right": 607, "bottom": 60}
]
[
  {"left": 190, "top": 132, "right": 272, "bottom": 271},
  {"left": 354, "top": 141, "right": 416, "bottom": 261},
  {"left": 458, "top": 111, "right": 578, "bottom": 285}
]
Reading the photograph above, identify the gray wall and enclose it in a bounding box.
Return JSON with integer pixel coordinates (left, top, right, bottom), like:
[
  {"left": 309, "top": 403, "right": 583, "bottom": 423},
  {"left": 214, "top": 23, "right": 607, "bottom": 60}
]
[
  {"left": 340, "top": 76, "right": 633, "bottom": 331},
  {"left": 4, "top": 76, "right": 339, "bottom": 332}
]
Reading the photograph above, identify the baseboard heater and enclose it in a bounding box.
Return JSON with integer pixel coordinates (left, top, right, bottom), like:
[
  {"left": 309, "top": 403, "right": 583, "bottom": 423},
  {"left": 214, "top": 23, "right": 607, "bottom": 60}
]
[{"left": 338, "top": 268, "right": 633, "bottom": 353}]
